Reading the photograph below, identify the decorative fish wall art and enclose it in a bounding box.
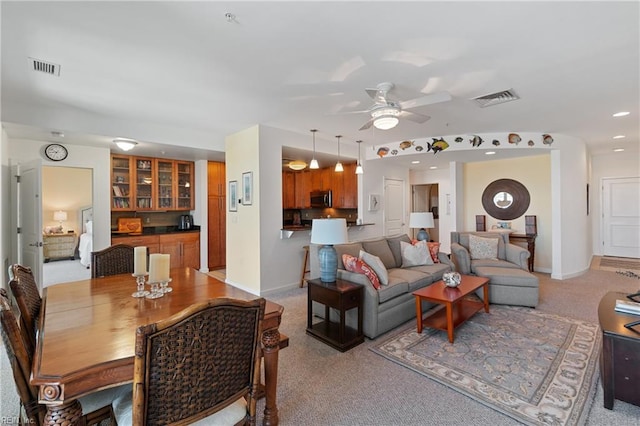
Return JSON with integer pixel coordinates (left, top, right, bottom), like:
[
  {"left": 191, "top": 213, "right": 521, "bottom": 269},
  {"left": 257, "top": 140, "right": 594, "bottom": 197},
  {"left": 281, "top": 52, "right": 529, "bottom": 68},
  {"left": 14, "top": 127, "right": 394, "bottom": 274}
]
[
  {"left": 399, "top": 140, "right": 414, "bottom": 150},
  {"left": 528, "top": 140, "right": 535, "bottom": 146},
  {"left": 455, "top": 137, "right": 464, "bottom": 143},
  {"left": 469, "top": 135, "right": 483, "bottom": 147},
  {"left": 376, "top": 147, "right": 389, "bottom": 157},
  {"left": 427, "top": 138, "right": 449, "bottom": 154},
  {"left": 508, "top": 133, "right": 521, "bottom": 145},
  {"left": 542, "top": 134, "right": 554, "bottom": 145},
  {"left": 492, "top": 139, "right": 500, "bottom": 146}
]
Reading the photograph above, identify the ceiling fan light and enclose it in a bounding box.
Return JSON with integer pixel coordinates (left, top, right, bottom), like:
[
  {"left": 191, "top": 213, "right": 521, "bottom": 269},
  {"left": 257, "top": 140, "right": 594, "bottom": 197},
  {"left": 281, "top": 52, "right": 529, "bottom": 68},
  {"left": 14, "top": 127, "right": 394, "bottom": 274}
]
[
  {"left": 309, "top": 158, "right": 319, "bottom": 169},
  {"left": 373, "top": 115, "right": 399, "bottom": 130},
  {"left": 114, "top": 138, "right": 138, "bottom": 151},
  {"left": 288, "top": 160, "right": 307, "bottom": 171}
]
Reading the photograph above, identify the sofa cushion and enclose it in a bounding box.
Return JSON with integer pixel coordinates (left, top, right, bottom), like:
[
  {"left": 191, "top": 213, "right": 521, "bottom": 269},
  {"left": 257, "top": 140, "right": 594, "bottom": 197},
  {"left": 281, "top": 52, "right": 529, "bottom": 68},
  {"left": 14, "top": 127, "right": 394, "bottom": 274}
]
[
  {"left": 474, "top": 266, "right": 539, "bottom": 288},
  {"left": 342, "top": 254, "right": 381, "bottom": 289},
  {"left": 407, "top": 263, "right": 451, "bottom": 282},
  {"left": 362, "top": 239, "right": 396, "bottom": 269},
  {"left": 377, "top": 280, "right": 409, "bottom": 303},
  {"left": 335, "top": 242, "right": 364, "bottom": 270},
  {"left": 400, "top": 240, "right": 433, "bottom": 267},
  {"left": 386, "top": 234, "right": 412, "bottom": 268},
  {"left": 471, "top": 259, "right": 522, "bottom": 273},
  {"left": 469, "top": 234, "right": 499, "bottom": 260},
  {"left": 427, "top": 242, "right": 441, "bottom": 263},
  {"left": 388, "top": 267, "right": 433, "bottom": 292},
  {"left": 359, "top": 250, "right": 389, "bottom": 285}
]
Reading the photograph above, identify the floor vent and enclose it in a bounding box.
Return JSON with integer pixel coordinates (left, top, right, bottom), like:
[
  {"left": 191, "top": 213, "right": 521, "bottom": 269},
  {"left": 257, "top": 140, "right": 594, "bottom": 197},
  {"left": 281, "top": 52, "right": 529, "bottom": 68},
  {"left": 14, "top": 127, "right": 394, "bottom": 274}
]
[
  {"left": 28, "top": 57, "right": 61, "bottom": 76},
  {"left": 471, "top": 89, "right": 519, "bottom": 108}
]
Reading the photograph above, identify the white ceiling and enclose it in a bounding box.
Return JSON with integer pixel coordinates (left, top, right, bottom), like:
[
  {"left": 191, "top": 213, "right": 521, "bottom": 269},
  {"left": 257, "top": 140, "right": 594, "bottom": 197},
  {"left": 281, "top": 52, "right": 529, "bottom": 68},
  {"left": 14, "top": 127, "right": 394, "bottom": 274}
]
[{"left": 1, "top": 1, "right": 638, "bottom": 171}]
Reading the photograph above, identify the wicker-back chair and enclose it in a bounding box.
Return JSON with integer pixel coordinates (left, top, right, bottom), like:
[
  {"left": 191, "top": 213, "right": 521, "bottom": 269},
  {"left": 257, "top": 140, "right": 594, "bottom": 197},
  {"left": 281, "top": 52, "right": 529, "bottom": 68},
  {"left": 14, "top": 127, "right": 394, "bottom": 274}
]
[
  {"left": 8, "top": 264, "right": 41, "bottom": 355},
  {"left": 113, "top": 297, "right": 266, "bottom": 425},
  {"left": 0, "top": 288, "right": 121, "bottom": 425},
  {"left": 91, "top": 244, "right": 135, "bottom": 278}
]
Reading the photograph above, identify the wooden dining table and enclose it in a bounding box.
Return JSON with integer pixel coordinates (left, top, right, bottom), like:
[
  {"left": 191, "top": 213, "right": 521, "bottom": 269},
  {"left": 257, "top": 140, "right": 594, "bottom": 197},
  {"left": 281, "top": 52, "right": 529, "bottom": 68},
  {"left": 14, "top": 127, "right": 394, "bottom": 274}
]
[{"left": 32, "top": 267, "right": 286, "bottom": 426}]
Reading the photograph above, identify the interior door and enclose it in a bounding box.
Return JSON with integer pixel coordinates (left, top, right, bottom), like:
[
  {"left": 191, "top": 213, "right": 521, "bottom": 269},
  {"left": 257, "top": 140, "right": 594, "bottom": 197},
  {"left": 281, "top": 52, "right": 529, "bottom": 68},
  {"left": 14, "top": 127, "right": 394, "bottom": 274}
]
[
  {"left": 384, "top": 177, "right": 405, "bottom": 236},
  {"left": 13, "top": 159, "right": 44, "bottom": 292},
  {"left": 603, "top": 177, "right": 640, "bottom": 258}
]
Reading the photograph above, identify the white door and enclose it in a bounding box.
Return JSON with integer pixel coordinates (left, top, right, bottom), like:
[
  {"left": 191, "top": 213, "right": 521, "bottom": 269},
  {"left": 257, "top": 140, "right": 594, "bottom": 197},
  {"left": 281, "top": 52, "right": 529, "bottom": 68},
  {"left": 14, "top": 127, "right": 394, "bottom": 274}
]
[
  {"left": 13, "top": 160, "right": 44, "bottom": 292},
  {"left": 603, "top": 177, "right": 640, "bottom": 258},
  {"left": 384, "top": 177, "right": 405, "bottom": 236}
]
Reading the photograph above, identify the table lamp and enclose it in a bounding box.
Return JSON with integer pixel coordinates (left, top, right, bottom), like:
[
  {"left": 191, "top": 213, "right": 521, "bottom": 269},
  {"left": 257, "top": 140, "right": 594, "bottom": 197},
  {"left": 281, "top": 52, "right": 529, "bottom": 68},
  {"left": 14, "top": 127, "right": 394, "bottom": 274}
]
[
  {"left": 53, "top": 210, "right": 67, "bottom": 230},
  {"left": 409, "top": 212, "right": 435, "bottom": 242},
  {"left": 310, "top": 218, "right": 348, "bottom": 282}
]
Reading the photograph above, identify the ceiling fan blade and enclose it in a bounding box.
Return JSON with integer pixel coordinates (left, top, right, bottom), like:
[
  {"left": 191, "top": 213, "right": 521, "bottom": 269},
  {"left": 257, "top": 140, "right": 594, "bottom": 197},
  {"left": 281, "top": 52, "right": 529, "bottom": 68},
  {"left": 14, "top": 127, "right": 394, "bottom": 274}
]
[
  {"left": 399, "top": 91, "right": 452, "bottom": 110},
  {"left": 365, "top": 88, "right": 380, "bottom": 100},
  {"left": 400, "top": 110, "right": 431, "bottom": 124},
  {"left": 359, "top": 119, "right": 375, "bottom": 131}
]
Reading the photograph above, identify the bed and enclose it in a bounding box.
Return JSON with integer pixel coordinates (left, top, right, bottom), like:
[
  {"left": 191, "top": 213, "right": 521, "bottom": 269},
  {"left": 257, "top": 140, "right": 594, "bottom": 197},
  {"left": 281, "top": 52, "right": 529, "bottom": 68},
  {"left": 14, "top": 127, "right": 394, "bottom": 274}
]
[{"left": 78, "top": 207, "right": 93, "bottom": 268}]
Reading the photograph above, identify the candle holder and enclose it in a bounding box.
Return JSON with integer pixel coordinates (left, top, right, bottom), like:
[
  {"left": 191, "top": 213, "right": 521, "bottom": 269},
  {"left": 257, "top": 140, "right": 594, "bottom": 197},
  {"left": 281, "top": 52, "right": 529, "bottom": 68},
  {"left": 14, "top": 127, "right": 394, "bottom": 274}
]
[
  {"left": 145, "top": 281, "right": 164, "bottom": 299},
  {"left": 132, "top": 273, "right": 150, "bottom": 298},
  {"left": 159, "top": 278, "right": 173, "bottom": 293}
]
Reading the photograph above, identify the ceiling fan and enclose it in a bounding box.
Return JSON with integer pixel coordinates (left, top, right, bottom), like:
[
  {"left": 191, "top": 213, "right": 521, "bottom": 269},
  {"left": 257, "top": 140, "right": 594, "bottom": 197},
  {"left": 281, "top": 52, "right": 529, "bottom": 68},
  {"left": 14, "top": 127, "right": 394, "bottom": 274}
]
[{"left": 345, "top": 82, "right": 452, "bottom": 131}]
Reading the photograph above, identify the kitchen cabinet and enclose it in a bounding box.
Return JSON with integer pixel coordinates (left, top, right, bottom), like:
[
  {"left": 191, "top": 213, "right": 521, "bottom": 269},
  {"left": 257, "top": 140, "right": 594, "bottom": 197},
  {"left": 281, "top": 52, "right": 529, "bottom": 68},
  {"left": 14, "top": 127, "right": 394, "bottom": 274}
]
[
  {"left": 294, "top": 171, "right": 311, "bottom": 208},
  {"left": 110, "top": 155, "right": 195, "bottom": 212},
  {"left": 282, "top": 171, "right": 296, "bottom": 209},
  {"left": 333, "top": 163, "right": 357, "bottom": 208},
  {"left": 111, "top": 234, "right": 161, "bottom": 254},
  {"left": 208, "top": 161, "right": 226, "bottom": 269},
  {"left": 159, "top": 232, "right": 200, "bottom": 269},
  {"left": 282, "top": 165, "right": 357, "bottom": 209}
]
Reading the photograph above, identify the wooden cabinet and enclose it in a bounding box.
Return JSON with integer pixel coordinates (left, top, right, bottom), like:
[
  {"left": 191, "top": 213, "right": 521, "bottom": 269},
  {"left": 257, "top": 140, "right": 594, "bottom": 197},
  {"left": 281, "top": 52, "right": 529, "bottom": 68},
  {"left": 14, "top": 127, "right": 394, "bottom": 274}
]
[
  {"left": 111, "top": 155, "right": 133, "bottom": 210},
  {"left": 282, "top": 171, "right": 296, "bottom": 209},
  {"left": 43, "top": 233, "right": 78, "bottom": 261},
  {"left": 331, "top": 163, "right": 357, "bottom": 208},
  {"left": 111, "top": 234, "right": 160, "bottom": 254},
  {"left": 282, "top": 165, "right": 357, "bottom": 209},
  {"left": 111, "top": 155, "right": 195, "bottom": 212},
  {"left": 295, "top": 171, "right": 311, "bottom": 208},
  {"left": 208, "top": 161, "right": 226, "bottom": 270},
  {"left": 159, "top": 232, "right": 200, "bottom": 269}
]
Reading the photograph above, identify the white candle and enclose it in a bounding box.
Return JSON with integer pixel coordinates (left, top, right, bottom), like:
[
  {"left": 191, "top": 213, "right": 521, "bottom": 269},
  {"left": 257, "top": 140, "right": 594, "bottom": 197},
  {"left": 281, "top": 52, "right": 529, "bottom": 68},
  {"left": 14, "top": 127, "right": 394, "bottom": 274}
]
[
  {"left": 134, "top": 246, "right": 146, "bottom": 275},
  {"left": 149, "top": 253, "right": 170, "bottom": 283}
]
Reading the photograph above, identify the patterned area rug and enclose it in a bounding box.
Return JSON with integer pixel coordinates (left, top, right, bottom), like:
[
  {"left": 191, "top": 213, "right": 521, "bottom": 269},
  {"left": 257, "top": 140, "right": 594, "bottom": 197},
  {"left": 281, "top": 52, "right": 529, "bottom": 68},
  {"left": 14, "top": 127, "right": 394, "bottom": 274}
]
[{"left": 371, "top": 306, "right": 600, "bottom": 426}]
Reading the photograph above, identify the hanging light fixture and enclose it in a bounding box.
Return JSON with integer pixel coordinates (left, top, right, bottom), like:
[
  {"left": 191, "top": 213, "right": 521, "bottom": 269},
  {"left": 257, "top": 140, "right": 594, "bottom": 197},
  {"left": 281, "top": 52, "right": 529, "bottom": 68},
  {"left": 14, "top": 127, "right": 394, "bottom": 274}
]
[
  {"left": 309, "top": 129, "right": 319, "bottom": 169},
  {"left": 288, "top": 160, "right": 307, "bottom": 171},
  {"left": 355, "top": 140, "right": 363, "bottom": 174},
  {"left": 114, "top": 138, "right": 138, "bottom": 151},
  {"left": 334, "top": 135, "right": 343, "bottom": 172}
]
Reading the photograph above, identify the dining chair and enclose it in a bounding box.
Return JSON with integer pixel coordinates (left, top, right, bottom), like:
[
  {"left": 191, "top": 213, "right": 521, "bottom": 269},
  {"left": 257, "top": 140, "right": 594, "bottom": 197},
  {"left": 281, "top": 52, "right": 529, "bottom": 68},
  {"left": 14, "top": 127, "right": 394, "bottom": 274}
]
[
  {"left": 8, "top": 264, "right": 41, "bottom": 356},
  {"left": 113, "top": 297, "right": 266, "bottom": 425},
  {"left": 0, "top": 288, "right": 125, "bottom": 426},
  {"left": 91, "top": 244, "right": 135, "bottom": 278}
]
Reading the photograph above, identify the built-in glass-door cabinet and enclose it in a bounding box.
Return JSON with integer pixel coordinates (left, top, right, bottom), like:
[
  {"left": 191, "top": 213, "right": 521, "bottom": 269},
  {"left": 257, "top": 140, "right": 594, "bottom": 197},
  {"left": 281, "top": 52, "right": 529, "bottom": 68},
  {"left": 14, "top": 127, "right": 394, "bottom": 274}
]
[
  {"left": 157, "top": 160, "right": 174, "bottom": 210},
  {"left": 135, "top": 157, "right": 155, "bottom": 210},
  {"left": 177, "top": 161, "right": 194, "bottom": 210},
  {"left": 111, "top": 155, "right": 132, "bottom": 210}
]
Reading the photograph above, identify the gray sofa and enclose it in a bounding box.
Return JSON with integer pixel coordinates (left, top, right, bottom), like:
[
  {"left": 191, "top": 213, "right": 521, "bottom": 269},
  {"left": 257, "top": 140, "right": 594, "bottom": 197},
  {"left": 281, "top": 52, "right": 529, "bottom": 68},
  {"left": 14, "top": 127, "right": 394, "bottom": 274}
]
[
  {"left": 309, "top": 234, "right": 453, "bottom": 339},
  {"left": 450, "top": 231, "right": 539, "bottom": 307}
]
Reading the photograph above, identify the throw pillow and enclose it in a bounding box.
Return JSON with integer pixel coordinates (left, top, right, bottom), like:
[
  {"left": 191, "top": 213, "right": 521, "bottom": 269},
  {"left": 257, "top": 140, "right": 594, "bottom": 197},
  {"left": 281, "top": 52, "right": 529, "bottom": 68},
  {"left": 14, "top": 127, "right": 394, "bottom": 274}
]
[
  {"left": 359, "top": 250, "right": 389, "bottom": 285},
  {"left": 469, "top": 234, "right": 499, "bottom": 260},
  {"left": 401, "top": 240, "right": 433, "bottom": 267},
  {"left": 342, "top": 254, "right": 380, "bottom": 289},
  {"left": 427, "top": 242, "right": 441, "bottom": 263}
]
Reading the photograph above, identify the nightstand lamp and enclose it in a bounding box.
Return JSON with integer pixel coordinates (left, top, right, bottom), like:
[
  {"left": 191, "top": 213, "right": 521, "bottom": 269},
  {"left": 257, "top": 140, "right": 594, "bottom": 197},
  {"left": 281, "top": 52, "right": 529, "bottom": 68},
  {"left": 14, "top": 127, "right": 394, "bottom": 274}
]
[
  {"left": 53, "top": 210, "right": 67, "bottom": 231},
  {"left": 310, "top": 218, "right": 348, "bottom": 282},
  {"left": 409, "top": 212, "right": 435, "bottom": 242}
]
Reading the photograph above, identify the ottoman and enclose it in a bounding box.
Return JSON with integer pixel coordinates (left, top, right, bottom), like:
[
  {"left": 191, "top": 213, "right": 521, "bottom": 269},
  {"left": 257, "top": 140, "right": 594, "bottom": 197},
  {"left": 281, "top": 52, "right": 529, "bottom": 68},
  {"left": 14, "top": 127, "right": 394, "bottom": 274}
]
[{"left": 474, "top": 266, "right": 539, "bottom": 307}]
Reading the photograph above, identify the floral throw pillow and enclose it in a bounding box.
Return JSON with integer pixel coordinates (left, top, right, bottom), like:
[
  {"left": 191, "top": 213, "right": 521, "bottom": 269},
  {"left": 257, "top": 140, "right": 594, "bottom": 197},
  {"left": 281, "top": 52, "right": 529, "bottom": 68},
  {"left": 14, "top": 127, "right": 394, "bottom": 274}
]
[
  {"left": 342, "top": 254, "right": 380, "bottom": 289},
  {"left": 427, "top": 242, "right": 441, "bottom": 263},
  {"left": 401, "top": 240, "right": 433, "bottom": 267},
  {"left": 469, "top": 234, "right": 499, "bottom": 260}
]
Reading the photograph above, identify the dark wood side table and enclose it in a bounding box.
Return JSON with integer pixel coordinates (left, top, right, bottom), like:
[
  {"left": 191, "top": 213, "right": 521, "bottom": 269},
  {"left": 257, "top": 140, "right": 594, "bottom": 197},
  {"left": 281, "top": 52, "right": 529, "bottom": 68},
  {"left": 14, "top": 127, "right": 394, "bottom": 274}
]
[
  {"left": 509, "top": 233, "right": 536, "bottom": 272},
  {"left": 598, "top": 291, "right": 640, "bottom": 409},
  {"left": 307, "top": 278, "right": 364, "bottom": 352}
]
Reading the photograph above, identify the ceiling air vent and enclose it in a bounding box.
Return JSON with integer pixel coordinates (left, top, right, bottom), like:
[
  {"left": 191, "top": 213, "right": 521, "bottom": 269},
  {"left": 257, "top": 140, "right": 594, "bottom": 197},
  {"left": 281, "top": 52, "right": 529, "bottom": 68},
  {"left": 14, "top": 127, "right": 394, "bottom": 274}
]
[
  {"left": 471, "top": 89, "right": 519, "bottom": 108},
  {"left": 28, "top": 57, "right": 61, "bottom": 76}
]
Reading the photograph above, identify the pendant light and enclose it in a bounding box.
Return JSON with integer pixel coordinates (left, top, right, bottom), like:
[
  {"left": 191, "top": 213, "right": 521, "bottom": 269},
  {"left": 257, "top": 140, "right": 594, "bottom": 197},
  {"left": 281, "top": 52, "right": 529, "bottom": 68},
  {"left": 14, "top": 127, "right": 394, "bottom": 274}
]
[
  {"left": 334, "top": 135, "right": 343, "bottom": 172},
  {"left": 355, "top": 140, "right": 363, "bottom": 174},
  {"left": 309, "top": 129, "right": 319, "bottom": 169}
]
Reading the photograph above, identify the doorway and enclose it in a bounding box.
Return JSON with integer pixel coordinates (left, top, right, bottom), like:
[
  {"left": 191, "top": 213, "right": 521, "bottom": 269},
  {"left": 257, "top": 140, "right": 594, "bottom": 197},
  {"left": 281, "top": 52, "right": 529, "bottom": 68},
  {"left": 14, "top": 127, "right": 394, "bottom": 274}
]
[
  {"left": 602, "top": 177, "right": 640, "bottom": 258},
  {"left": 411, "top": 184, "right": 439, "bottom": 241}
]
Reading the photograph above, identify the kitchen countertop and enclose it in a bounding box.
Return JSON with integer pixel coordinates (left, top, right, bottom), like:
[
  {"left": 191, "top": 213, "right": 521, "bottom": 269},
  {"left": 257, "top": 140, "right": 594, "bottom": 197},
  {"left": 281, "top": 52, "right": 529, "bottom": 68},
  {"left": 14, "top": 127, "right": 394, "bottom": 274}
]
[{"left": 112, "top": 225, "right": 201, "bottom": 237}]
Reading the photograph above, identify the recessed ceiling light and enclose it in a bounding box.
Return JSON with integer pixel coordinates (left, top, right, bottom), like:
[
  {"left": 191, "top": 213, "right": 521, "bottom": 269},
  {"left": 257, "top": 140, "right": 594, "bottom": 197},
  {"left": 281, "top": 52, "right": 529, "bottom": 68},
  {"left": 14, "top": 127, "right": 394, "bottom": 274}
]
[
  {"left": 613, "top": 111, "right": 630, "bottom": 117},
  {"left": 51, "top": 131, "right": 64, "bottom": 138},
  {"left": 613, "top": 135, "right": 626, "bottom": 139},
  {"left": 429, "top": 166, "right": 437, "bottom": 170},
  {"left": 613, "top": 148, "right": 625, "bottom": 152},
  {"left": 411, "top": 160, "right": 420, "bottom": 164},
  {"left": 485, "top": 151, "right": 496, "bottom": 155}
]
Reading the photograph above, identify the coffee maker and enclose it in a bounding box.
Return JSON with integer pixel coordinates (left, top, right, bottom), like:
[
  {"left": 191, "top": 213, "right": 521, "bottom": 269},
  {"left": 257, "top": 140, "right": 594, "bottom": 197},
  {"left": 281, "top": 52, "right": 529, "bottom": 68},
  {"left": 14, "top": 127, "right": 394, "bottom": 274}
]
[{"left": 178, "top": 214, "right": 193, "bottom": 230}]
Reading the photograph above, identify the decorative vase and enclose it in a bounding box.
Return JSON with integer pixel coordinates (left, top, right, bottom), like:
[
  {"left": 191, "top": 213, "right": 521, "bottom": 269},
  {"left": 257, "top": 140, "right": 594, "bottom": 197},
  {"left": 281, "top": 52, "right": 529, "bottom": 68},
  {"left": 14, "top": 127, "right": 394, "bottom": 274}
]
[{"left": 443, "top": 272, "right": 462, "bottom": 288}]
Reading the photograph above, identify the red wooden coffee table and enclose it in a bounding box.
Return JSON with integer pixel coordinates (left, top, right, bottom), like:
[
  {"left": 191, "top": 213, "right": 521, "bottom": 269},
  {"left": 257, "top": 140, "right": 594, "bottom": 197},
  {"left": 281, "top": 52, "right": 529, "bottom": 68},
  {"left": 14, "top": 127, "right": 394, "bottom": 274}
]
[{"left": 412, "top": 275, "right": 490, "bottom": 343}]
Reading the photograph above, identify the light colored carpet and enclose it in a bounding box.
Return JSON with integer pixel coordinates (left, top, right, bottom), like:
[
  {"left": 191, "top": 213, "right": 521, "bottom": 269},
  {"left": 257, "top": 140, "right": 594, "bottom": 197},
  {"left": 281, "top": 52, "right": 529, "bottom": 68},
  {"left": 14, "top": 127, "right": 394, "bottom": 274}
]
[
  {"left": 43, "top": 259, "right": 91, "bottom": 287},
  {"left": 372, "top": 305, "right": 600, "bottom": 426}
]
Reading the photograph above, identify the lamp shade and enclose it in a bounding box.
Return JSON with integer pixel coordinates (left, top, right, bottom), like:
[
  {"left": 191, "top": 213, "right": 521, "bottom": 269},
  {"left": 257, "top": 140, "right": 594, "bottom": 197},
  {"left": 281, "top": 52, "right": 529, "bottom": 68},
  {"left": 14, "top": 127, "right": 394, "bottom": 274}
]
[
  {"left": 310, "top": 219, "right": 348, "bottom": 245},
  {"left": 409, "top": 212, "right": 434, "bottom": 229},
  {"left": 53, "top": 210, "right": 67, "bottom": 222},
  {"left": 311, "top": 218, "right": 348, "bottom": 282}
]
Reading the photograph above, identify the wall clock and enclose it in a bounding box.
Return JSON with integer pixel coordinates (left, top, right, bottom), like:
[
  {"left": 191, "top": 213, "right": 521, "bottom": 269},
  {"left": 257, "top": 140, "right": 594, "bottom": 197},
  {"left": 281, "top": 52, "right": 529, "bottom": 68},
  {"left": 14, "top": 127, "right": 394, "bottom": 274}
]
[{"left": 44, "top": 143, "right": 68, "bottom": 161}]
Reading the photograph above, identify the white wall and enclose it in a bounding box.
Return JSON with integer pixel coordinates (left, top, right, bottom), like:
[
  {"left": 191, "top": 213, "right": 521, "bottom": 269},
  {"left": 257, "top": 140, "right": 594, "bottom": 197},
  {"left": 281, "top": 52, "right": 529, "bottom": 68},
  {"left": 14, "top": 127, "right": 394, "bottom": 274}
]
[
  {"left": 1, "top": 128, "right": 10, "bottom": 289},
  {"left": 8, "top": 139, "right": 112, "bottom": 253},
  {"left": 590, "top": 151, "right": 640, "bottom": 256}
]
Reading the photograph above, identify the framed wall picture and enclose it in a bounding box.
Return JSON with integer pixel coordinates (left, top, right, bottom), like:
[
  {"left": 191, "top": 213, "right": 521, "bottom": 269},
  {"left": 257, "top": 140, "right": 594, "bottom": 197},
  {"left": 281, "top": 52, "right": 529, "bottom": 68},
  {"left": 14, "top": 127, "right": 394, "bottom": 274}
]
[
  {"left": 368, "top": 194, "right": 380, "bottom": 211},
  {"left": 229, "top": 180, "right": 238, "bottom": 212},
  {"left": 242, "top": 171, "right": 253, "bottom": 205}
]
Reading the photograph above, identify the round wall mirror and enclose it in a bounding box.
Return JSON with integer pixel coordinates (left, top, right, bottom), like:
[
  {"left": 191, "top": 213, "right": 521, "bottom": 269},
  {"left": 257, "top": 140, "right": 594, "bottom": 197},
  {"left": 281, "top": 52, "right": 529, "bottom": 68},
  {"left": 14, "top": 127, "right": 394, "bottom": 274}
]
[{"left": 482, "top": 179, "right": 530, "bottom": 220}]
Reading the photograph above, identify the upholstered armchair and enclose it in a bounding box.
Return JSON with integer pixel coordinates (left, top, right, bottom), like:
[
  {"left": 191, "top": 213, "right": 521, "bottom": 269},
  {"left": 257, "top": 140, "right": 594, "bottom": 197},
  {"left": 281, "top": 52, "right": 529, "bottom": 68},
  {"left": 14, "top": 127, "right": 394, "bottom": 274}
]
[{"left": 450, "top": 231, "right": 529, "bottom": 274}]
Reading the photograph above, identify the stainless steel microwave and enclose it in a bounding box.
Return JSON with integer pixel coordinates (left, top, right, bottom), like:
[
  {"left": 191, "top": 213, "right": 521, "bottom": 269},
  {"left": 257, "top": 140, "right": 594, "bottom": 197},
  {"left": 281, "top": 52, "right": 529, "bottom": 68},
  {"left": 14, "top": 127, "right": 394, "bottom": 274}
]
[{"left": 310, "top": 190, "right": 332, "bottom": 208}]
